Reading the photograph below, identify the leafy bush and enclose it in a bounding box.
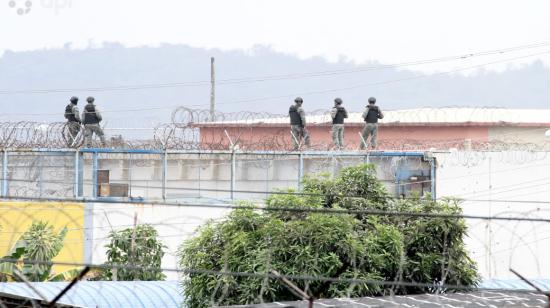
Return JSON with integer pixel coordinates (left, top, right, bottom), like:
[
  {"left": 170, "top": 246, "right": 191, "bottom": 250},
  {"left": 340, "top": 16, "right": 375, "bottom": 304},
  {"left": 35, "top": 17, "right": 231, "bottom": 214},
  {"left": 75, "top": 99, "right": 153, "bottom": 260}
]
[
  {"left": 0, "top": 221, "right": 82, "bottom": 282},
  {"left": 179, "top": 164, "right": 479, "bottom": 307},
  {"left": 100, "top": 224, "right": 166, "bottom": 281}
]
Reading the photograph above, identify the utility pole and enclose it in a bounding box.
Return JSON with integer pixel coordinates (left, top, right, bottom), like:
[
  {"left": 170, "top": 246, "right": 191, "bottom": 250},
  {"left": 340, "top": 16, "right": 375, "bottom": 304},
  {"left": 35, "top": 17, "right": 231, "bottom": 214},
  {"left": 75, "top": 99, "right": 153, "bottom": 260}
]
[{"left": 210, "top": 57, "right": 216, "bottom": 122}]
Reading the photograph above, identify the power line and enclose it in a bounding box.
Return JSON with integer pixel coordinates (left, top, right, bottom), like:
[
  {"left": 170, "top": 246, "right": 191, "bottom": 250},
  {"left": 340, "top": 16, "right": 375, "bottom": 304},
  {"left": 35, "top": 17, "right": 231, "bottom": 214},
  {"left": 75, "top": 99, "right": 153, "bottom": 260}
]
[
  {"left": 0, "top": 258, "right": 541, "bottom": 294},
  {"left": 34, "top": 49, "right": 538, "bottom": 114},
  {"left": 206, "top": 49, "right": 550, "bottom": 108},
  {"left": 4, "top": 175, "right": 550, "bottom": 206},
  {"left": 2, "top": 195, "right": 550, "bottom": 223},
  {"left": 0, "top": 173, "right": 531, "bottom": 202},
  {"left": 2, "top": 41, "right": 550, "bottom": 95},
  {"left": 0, "top": 41, "right": 549, "bottom": 118},
  {"left": 2, "top": 48, "right": 549, "bottom": 117}
]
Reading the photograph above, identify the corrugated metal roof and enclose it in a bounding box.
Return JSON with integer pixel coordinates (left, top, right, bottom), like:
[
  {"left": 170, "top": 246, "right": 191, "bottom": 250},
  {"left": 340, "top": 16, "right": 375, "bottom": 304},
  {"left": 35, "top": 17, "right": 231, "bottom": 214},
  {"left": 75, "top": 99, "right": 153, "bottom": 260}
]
[
  {"left": 0, "top": 279, "right": 547, "bottom": 307},
  {"left": 0, "top": 291, "right": 82, "bottom": 307},
  {"left": 220, "top": 292, "right": 548, "bottom": 308},
  {"left": 221, "top": 280, "right": 550, "bottom": 308},
  {"left": 0, "top": 281, "right": 182, "bottom": 308},
  {"left": 208, "top": 107, "right": 550, "bottom": 126},
  {"left": 481, "top": 278, "right": 550, "bottom": 291}
]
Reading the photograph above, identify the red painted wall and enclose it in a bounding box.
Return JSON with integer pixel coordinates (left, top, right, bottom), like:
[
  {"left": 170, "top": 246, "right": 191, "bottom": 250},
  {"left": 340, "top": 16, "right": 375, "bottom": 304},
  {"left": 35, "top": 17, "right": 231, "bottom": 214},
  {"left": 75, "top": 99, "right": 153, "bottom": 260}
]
[{"left": 198, "top": 124, "right": 490, "bottom": 150}]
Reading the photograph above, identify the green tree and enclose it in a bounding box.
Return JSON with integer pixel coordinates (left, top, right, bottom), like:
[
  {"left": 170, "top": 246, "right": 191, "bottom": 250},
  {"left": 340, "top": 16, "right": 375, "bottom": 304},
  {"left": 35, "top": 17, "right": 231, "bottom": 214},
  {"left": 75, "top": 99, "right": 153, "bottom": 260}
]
[
  {"left": 101, "top": 224, "right": 166, "bottom": 281},
  {"left": 178, "top": 164, "right": 479, "bottom": 307},
  {"left": 0, "top": 221, "right": 83, "bottom": 282}
]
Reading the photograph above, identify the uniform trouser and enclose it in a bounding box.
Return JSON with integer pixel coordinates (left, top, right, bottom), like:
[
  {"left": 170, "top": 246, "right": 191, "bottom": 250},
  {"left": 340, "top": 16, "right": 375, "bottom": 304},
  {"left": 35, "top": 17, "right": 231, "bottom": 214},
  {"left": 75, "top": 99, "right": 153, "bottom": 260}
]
[
  {"left": 84, "top": 124, "right": 106, "bottom": 147},
  {"left": 361, "top": 123, "right": 378, "bottom": 149},
  {"left": 291, "top": 125, "right": 310, "bottom": 150},
  {"left": 332, "top": 124, "right": 345, "bottom": 149},
  {"left": 66, "top": 121, "right": 81, "bottom": 147}
]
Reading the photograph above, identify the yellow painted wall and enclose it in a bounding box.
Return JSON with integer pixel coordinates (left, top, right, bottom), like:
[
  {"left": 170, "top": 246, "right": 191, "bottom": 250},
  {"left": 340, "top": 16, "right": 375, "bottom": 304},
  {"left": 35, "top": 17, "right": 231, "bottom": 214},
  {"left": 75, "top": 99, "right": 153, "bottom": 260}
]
[{"left": 0, "top": 202, "right": 85, "bottom": 277}]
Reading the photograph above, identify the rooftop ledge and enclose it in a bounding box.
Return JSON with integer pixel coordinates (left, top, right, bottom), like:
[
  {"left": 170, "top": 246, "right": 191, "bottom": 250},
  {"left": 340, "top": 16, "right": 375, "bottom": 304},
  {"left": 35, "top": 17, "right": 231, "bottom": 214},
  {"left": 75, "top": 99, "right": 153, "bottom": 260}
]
[{"left": 193, "top": 121, "right": 550, "bottom": 128}]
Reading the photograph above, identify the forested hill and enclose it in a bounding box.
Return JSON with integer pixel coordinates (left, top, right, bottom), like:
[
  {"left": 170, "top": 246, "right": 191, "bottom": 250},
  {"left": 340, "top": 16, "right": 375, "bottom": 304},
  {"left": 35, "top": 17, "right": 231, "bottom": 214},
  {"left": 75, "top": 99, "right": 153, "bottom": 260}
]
[{"left": 1, "top": 43, "right": 549, "bottom": 124}]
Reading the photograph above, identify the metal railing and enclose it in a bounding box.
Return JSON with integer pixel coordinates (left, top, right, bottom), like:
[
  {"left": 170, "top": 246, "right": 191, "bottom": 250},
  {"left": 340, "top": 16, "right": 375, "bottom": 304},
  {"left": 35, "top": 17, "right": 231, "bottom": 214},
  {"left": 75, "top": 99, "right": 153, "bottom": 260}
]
[{"left": 0, "top": 148, "right": 435, "bottom": 202}]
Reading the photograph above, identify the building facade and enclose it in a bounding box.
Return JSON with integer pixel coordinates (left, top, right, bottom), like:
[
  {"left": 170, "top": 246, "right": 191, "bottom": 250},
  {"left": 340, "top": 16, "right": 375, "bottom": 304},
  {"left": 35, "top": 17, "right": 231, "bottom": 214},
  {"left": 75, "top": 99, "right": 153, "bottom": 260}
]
[{"left": 197, "top": 108, "right": 550, "bottom": 150}]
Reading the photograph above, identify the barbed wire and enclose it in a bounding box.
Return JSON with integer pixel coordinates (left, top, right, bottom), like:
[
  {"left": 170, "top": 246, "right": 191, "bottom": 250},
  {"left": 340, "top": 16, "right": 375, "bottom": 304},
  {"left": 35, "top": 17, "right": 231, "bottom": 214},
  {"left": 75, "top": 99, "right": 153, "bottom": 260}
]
[
  {"left": 0, "top": 122, "right": 70, "bottom": 148},
  {"left": 2, "top": 43, "right": 550, "bottom": 308},
  {"left": 1, "top": 106, "right": 550, "bottom": 151},
  {"left": 5, "top": 149, "right": 550, "bottom": 203},
  {"left": 0, "top": 206, "right": 549, "bottom": 306},
  {"left": 2, "top": 195, "right": 550, "bottom": 223},
  {"left": 1, "top": 194, "right": 549, "bottom": 306},
  {"left": 6, "top": 171, "right": 550, "bottom": 207}
]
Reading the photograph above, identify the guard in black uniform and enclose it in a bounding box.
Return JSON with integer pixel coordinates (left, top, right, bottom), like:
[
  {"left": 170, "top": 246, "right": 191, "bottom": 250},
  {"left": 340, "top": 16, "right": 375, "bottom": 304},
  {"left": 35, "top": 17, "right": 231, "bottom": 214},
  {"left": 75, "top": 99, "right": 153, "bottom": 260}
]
[
  {"left": 82, "top": 96, "right": 106, "bottom": 147},
  {"left": 330, "top": 98, "right": 348, "bottom": 149},
  {"left": 289, "top": 97, "right": 310, "bottom": 150},
  {"left": 64, "top": 96, "right": 81, "bottom": 147},
  {"left": 360, "top": 97, "right": 384, "bottom": 150}
]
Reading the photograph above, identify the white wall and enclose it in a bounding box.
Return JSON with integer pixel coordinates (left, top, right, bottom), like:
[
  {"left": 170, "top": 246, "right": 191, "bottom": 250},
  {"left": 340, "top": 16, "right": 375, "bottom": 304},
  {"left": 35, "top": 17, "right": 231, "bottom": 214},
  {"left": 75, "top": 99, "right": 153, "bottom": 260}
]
[
  {"left": 87, "top": 202, "right": 231, "bottom": 280},
  {"left": 83, "top": 151, "right": 550, "bottom": 281},
  {"left": 435, "top": 151, "right": 550, "bottom": 279}
]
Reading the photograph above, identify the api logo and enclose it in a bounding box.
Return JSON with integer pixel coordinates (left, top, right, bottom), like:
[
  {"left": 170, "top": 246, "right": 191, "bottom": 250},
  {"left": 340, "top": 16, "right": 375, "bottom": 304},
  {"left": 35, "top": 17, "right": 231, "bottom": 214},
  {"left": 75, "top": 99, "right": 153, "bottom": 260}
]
[{"left": 8, "top": 0, "right": 33, "bottom": 15}]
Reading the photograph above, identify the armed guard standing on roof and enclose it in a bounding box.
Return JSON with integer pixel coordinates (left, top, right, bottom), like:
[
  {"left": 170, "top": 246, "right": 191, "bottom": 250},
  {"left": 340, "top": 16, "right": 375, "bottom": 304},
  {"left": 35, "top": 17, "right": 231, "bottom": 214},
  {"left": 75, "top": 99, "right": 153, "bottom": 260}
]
[
  {"left": 64, "top": 96, "right": 81, "bottom": 147},
  {"left": 360, "top": 97, "right": 384, "bottom": 150},
  {"left": 82, "top": 96, "right": 106, "bottom": 148},
  {"left": 289, "top": 97, "right": 310, "bottom": 150},
  {"left": 330, "top": 97, "right": 348, "bottom": 150}
]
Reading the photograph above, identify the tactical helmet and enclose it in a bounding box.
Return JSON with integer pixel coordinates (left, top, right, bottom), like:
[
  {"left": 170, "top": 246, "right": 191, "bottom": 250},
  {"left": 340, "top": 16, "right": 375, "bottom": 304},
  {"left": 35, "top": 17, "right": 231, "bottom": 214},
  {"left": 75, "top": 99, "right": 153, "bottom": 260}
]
[
  {"left": 368, "top": 97, "right": 376, "bottom": 104},
  {"left": 294, "top": 97, "right": 303, "bottom": 103},
  {"left": 86, "top": 96, "right": 95, "bottom": 103},
  {"left": 70, "top": 96, "right": 78, "bottom": 104},
  {"left": 334, "top": 97, "right": 343, "bottom": 105}
]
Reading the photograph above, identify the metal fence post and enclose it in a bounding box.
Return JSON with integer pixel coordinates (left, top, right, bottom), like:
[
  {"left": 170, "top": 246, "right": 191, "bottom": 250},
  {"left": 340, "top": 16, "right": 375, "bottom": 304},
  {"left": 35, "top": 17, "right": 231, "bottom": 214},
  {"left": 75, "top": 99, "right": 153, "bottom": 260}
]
[
  {"left": 78, "top": 151, "right": 84, "bottom": 197},
  {"left": 74, "top": 150, "right": 79, "bottom": 198},
  {"left": 162, "top": 151, "right": 167, "bottom": 201},
  {"left": 331, "top": 154, "right": 336, "bottom": 178},
  {"left": 92, "top": 151, "right": 98, "bottom": 198},
  {"left": 2, "top": 150, "right": 8, "bottom": 197},
  {"left": 128, "top": 153, "right": 133, "bottom": 198},
  {"left": 230, "top": 150, "right": 236, "bottom": 200},
  {"left": 38, "top": 154, "right": 43, "bottom": 197},
  {"left": 298, "top": 153, "right": 304, "bottom": 191},
  {"left": 430, "top": 157, "right": 437, "bottom": 200}
]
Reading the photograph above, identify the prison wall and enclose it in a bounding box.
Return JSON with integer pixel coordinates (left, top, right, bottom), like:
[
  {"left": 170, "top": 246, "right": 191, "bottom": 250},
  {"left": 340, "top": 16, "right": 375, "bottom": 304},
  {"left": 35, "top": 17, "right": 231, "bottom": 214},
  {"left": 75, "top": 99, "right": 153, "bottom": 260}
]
[
  {"left": 434, "top": 151, "right": 550, "bottom": 279},
  {"left": 7, "top": 150, "right": 550, "bottom": 280},
  {"left": 199, "top": 124, "right": 490, "bottom": 150}
]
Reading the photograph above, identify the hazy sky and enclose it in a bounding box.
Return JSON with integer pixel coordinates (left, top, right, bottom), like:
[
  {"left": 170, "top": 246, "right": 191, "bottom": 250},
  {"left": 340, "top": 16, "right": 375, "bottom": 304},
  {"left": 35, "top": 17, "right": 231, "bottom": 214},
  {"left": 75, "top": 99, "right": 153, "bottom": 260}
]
[{"left": 2, "top": 0, "right": 550, "bottom": 73}]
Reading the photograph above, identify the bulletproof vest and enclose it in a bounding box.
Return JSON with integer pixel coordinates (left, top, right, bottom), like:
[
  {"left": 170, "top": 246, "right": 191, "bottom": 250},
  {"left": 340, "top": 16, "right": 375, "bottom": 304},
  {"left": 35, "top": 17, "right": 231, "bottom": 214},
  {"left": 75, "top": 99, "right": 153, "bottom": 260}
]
[
  {"left": 83, "top": 104, "right": 100, "bottom": 125},
  {"left": 332, "top": 107, "right": 346, "bottom": 124},
  {"left": 289, "top": 105, "right": 303, "bottom": 126},
  {"left": 365, "top": 106, "right": 380, "bottom": 123},
  {"left": 65, "top": 104, "right": 77, "bottom": 122}
]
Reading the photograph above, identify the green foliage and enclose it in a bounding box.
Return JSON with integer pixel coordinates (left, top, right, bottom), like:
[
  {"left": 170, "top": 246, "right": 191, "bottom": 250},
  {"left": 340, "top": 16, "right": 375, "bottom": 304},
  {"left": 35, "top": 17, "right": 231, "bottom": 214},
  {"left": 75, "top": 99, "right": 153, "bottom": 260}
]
[
  {"left": 0, "top": 221, "right": 81, "bottom": 282},
  {"left": 179, "top": 164, "right": 480, "bottom": 307},
  {"left": 100, "top": 224, "right": 166, "bottom": 281}
]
